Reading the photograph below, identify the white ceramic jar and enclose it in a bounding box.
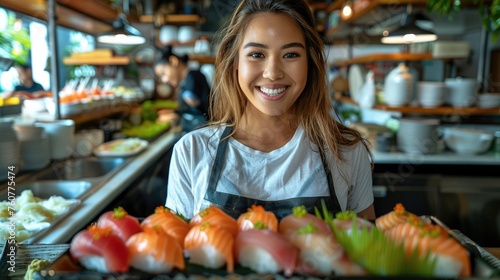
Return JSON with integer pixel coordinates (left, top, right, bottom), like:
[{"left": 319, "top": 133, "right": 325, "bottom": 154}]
[{"left": 383, "top": 63, "right": 414, "bottom": 106}]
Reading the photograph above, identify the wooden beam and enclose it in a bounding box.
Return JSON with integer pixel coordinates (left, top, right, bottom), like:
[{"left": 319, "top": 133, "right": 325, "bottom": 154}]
[
  {"left": 0, "top": 0, "right": 112, "bottom": 35},
  {"left": 57, "top": 0, "right": 117, "bottom": 22}
]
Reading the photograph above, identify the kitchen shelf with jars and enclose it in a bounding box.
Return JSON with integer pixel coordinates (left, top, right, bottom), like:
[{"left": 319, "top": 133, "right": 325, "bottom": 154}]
[{"left": 327, "top": 42, "right": 500, "bottom": 117}]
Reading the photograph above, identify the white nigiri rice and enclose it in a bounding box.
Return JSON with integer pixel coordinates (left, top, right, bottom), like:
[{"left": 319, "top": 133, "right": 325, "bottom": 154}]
[
  {"left": 300, "top": 248, "right": 338, "bottom": 275},
  {"left": 129, "top": 254, "right": 174, "bottom": 274},
  {"left": 433, "top": 254, "right": 462, "bottom": 278},
  {"left": 79, "top": 256, "right": 108, "bottom": 273},
  {"left": 238, "top": 247, "right": 281, "bottom": 274},
  {"left": 186, "top": 244, "right": 226, "bottom": 269}
]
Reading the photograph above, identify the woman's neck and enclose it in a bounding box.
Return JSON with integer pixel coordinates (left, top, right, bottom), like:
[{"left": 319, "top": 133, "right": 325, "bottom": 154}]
[{"left": 233, "top": 106, "right": 298, "bottom": 152}]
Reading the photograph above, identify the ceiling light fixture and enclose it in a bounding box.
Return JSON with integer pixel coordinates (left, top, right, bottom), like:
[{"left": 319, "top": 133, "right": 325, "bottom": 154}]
[
  {"left": 97, "top": 0, "right": 145, "bottom": 45},
  {"left": 342, "top": 0, "right": 353, "bottom": 19},
  {"left": 381, "top": 6, "right": 437, "bottom": 44}
]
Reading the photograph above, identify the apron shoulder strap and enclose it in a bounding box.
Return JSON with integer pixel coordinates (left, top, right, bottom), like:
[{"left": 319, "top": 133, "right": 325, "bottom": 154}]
[{"left": 207, "top": 126, "right": 233, "bottom": 192}]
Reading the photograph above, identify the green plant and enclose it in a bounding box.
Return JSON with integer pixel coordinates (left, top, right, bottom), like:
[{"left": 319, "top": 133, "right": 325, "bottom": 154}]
[
  {"left": 427, "top": 0, "right": 500, "bottom": 42},
  {"left": 0, "top": 11, "right": 31, "bottom": 65}
]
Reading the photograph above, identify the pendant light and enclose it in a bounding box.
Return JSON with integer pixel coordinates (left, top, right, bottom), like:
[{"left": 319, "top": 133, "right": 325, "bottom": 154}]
[
  {"left": 97, "top": 0, "right": 145, "bottom": 45},
  {"left": 381, "top": 6, "right": 437, "bottom": 44}
]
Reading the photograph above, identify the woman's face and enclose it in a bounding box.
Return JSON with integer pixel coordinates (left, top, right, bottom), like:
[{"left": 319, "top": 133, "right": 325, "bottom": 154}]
[
  {"left": 237, "top": 12, "right": 308, "bottom": 117},
  {"left": 155, "top": 63, "right": 180, "bottom": 87}
]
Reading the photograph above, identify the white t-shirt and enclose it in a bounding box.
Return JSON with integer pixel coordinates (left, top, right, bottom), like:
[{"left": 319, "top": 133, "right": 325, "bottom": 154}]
[{"left": 165, "top": 125, "right": 373, "bottom": 219}]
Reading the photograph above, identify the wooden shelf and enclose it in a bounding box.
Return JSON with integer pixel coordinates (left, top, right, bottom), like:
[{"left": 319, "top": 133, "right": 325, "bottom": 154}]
[
  {"left": 63, "top": 56, "right": 130, "bottom": 66},
  {"left": 62, "top": 103, "right": 135, "bottom": 126},
  {"left": 326, "top": 0, "right": 380, "bottom": 37},
  {"left": 330, "top": 53, "right": 466, "bottom": 67},
  {"left": 140, "top": 14, "right": 202, "bottom": 25},
  {"left": 156, "top": 39, "right": 198, "bottom": 47},
  {"left": 337, "top": 96, "right": 500, "bottom": 115},
  {"left": 189, "top": 55, "right": 216, "bottom": 64}
]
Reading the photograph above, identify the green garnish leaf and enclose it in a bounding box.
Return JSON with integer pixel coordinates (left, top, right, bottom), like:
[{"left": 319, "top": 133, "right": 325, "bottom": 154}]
[
  {"left": 297, "top": 221, "right": 318, "bottom": 234},
  {"left": 253, "top": 221, "right": 268, "bottom": 230},
  {"left": 292, "top": 205, "right": 307, "bottom": 218}
]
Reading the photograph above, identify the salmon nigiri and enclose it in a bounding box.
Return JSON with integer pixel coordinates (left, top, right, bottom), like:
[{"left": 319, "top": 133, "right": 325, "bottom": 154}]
[
  {"left": 96, "top": 206, "right": 142, "bottom": 243},
  {"left": 189, "top": 205, "right": 238, "bottom": 237},
  {"left": 279, "top": 205, "right": 331, "bottom": 237},
  {"left": 184, "top": 222, "right": 235, "bottom": 272},
  {"left": 141, "top": 206, "right": 190, "bottom": 248},
  {"left": 69, "top": 224, "right": 129, "bottom": 273},
  {"left": 388, "top": 220, "right": 470, "bottom": 277},
  {"left": 126, "top": 227, "right": 185, "bottom": 274},
  {"left": 375, "top": 203, "right": 415, "bottom": 231},
  {"left": 237, "top": 205, "right": 278, "bottom": 232}
]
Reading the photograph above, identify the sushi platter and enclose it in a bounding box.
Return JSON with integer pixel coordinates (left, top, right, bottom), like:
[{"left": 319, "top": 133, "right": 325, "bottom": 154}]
[{"left": 3, "top": 204, "right": 499, "bottom": 279}]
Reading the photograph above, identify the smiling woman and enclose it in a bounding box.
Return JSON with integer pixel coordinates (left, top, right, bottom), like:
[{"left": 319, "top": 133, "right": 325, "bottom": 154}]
[{"left": 165, "top": 0, "right": 375, "bottom": 221}]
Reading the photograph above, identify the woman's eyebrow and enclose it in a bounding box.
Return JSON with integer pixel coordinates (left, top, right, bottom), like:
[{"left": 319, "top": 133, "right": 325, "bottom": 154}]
[
  {"left": 243, "top": 42, "right": 305, "bottom": 49},
  {"left": 281, "top": 42, "right": 305, "bottom": 49}
]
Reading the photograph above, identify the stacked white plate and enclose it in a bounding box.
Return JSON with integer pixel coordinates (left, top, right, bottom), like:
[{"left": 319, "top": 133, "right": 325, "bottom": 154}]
[
  {"left": 0, "top": 118, "right": 20, "bottom": 181},
  {"left": 14, "top": 122, "right": 51, "bottom": 171},
  {"left": 397, "top": 118, "right": 441, "bottom": 155},
  {"left": 417, "top": 82, "right": 446, "bottom": 108},
  {"left": 477, "top": 93, "right": 500, "bottom": 108},
  {"left": 444, "top": 78, "right": 477, "bottom": 107}
]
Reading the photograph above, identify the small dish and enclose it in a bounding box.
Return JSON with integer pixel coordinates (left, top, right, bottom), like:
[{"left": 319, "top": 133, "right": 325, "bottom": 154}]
[{"left": 93, "top": 138, "right": 148, "bottom": 157}]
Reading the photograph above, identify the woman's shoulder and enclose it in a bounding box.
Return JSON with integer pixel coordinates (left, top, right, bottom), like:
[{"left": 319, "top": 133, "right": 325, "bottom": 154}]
[{"left": 174, "top": 125, "right": 225, "bottom": 150}]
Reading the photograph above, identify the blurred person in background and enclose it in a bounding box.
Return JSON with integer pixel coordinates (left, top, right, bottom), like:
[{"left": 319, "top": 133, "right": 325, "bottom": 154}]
[
  {"left": 154, "top": 46, "right": 211, "bottom": 134},
  {"left": 2, "top": 63, "right": 50, "bottom": 99}
]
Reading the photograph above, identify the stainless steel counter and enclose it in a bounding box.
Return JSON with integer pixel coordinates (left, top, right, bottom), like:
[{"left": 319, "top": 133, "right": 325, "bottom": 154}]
[
  {"left": 372, "top": 150, "right": 500, "bottom": 165},
  {"left": 28, "top": 127, "right": 181, "bottom": 244}
]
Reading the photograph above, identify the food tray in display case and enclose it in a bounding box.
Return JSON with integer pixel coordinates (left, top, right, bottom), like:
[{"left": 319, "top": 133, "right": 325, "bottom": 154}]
[
  {"left": 0, "top": 181, "right": 87, "bottom": 246},
  {"left": 18, "top": 217, "right": 500, "bottom": 280},
  {"left": 93, "top": 138, "right": 148, "bottom": 157}
]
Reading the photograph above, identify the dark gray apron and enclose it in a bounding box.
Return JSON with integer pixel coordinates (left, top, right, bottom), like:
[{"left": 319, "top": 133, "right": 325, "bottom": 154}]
[{"left": 203, "top": 126, "right": 341, "bottom": 219}]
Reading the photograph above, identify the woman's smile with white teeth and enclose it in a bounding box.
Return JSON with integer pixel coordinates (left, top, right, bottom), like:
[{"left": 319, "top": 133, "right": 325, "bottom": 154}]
[{"left": 259, "top": 86, "right": 286, "bottom": 96}]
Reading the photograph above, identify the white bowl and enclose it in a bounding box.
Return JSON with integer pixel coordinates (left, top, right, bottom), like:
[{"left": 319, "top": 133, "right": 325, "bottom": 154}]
[
  {"left": 23, "top": 98, "right": 47, "bottom": 112},
  {"left": 417, "top": 82, "right": 446, "bottom": 107},
  {"left": 444, "top": 127, "right": 493, "bottom": 155}
]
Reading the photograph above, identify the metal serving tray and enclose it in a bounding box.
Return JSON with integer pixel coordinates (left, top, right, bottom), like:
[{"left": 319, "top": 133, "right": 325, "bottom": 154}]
[{"left": 0, "top": 181, "right": 89, "bottom": 245}]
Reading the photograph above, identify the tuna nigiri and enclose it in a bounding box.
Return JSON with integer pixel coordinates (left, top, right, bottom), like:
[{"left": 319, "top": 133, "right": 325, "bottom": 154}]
[
  {"left": 96, "top": 206, "right": 142, "bottom": 243},
  {"left": 141, "top": 206, "right": 190, "bottom": 248},
  {"left": 333, "top": 211, "right": 374, "bottom": 235},
  {"left": 375, "top": 203, "right": 414, "bottom": 231},
  {"left": 189, "top": 205, "right": 238, "bottom": 237},
  {"left": 235, "top": 228, "right": 298, "bottom": 276},
  {"left": 237, "top": 205, "right": 278, "bottom": 232},
  {"left": 184, "top": 222, "right": 235, "bottom": 272},
  {"left": 286, "top": 222, "right": 342, "bottom": 276},
  {"left": 126, "top": 227, "right": 185, "bottom": 274},
  {"left": 279, "top": 205, "right": 331, "bottom": 237},
  {"left": 69, "top": 224, "right": 129, "bottom": 273}
]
